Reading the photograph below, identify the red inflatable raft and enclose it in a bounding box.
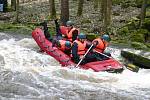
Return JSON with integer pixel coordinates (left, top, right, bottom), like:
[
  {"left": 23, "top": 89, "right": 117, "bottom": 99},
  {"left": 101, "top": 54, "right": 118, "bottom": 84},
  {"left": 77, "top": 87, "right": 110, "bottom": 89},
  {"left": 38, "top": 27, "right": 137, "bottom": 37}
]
[{"left": 32, "top": 28, "right": 123, "bottom": 73}]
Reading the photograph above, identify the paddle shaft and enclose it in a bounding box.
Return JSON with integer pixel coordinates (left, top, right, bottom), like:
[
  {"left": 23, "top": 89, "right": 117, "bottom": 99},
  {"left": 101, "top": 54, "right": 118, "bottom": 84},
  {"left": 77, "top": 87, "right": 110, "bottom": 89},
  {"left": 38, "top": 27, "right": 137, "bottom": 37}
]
[
  {"left": 94, "top": 50, "right": 123, "bottom": 66},
  {"left": 94, "top": 50, "right": 112, "bottom": 59},
  {"left": 75, "top": 44, "right": 94, "bottom": 68}
]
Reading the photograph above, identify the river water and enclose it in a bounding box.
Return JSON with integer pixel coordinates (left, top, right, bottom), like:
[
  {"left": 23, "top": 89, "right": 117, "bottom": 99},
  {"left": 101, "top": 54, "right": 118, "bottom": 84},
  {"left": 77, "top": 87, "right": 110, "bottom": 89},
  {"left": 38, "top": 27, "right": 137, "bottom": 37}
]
[{"left": 0, "top": 32, "right": 150, "bottom": 100}]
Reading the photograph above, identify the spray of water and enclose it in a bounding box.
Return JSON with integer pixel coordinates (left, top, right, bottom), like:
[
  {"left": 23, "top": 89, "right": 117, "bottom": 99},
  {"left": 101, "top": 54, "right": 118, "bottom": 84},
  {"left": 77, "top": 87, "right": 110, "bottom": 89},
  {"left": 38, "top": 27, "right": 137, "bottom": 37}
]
[{"left": 0, "top": 36, "right": 149, "bottom": 100}]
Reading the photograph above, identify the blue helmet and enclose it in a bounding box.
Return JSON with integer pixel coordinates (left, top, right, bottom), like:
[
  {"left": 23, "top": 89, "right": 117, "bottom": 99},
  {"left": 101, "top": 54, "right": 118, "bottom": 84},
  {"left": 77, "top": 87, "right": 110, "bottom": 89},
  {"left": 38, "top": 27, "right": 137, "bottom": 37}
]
[
  {"left": 66, "top": 21, "right": 74, "bottom": 26},
  {"left": 65, "top": 41, "right": 71, "bottom": 48},
  {"left": 101, "top": 34, "right": 111, "bottom": 42},
  {"left": 78, "top": 33, "right": 86, "bottom": 39}
]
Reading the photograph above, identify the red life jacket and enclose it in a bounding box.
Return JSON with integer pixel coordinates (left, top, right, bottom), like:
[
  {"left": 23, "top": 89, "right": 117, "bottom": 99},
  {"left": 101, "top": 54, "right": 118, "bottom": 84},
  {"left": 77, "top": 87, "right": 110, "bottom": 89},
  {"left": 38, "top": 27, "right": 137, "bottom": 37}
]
[
  {"left": 60, "top": 26, "right": 68, "bottom": 35},
  {"left": 74, "top": 40, "right": 86, "bottom": 56},
  {"left": 92, "top": 38, "right": 106, "bottom": 53},
  {"left": 60, "top": 26, "right": 79, "bottom": 42}
]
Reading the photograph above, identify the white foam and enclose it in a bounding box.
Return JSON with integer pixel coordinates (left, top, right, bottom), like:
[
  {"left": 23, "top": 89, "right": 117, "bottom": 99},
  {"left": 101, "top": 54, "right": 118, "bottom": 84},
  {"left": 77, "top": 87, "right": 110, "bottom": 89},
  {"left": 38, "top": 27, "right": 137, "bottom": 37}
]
[{"left": 0, "top": 38, "right": 150, "bottom": 99}]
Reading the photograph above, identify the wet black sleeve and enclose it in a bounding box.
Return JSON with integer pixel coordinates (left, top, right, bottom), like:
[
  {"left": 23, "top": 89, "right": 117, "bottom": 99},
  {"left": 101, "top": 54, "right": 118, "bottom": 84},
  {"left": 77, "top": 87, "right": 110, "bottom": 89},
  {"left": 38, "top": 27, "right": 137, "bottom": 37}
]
[
  {"left": 72, "top": 42, "right": 80, "bottom": 63},
  {"left": 52, "top": 39, "right": 57, "bottom": 47},
  {"left": 72, "top": 30, "right": 78, "bottom": 42},
  {"left": 54, "top": 19, "right": 62, "bottom": 37},
  {"left": 40, "top": 21, "right": 51, "bottom": 39},
  {"left": 64, "top": 49, "right": 71, "bottom": 56}
]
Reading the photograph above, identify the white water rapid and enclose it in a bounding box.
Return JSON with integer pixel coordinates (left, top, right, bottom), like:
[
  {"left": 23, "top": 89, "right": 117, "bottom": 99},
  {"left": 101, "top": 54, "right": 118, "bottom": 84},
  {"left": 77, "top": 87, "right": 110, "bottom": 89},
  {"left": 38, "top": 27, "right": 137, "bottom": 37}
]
[{"left": 0, "top": 32, "right": 150, "bottom": 100}]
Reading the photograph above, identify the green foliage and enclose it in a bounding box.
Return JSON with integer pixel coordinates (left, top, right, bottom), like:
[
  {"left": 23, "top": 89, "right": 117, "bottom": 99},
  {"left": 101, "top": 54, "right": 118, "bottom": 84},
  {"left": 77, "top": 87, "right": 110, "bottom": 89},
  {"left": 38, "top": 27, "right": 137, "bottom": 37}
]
[
  {"left": 112, "top": 0, "right": 136, "bottom": 8},
  {"left": 0, "top": 22, "right": 57, "bottom": 36},
  {"left": 0, "top": 23, "right": 35, "bottom": 35},
  {"left": 143, "top": 18, "right": 150, "bottom": 31},
  {"left": 26, "top": 24, "right": 36, "bottom": 30},
  {"left": 0, "top": 23, "right": 17, "bottom": 31},
  {"left": 130, "top": 34, "right": 145, "bottom": 42},
  {"left": 131, "top": 42, "right": 147, "bottom": 49},
  {"left": 116, "top": 17, "right": 150, "bottom": 50},
  {"left": 115, "top": 39, "right": 128, "bottom": 43},
  {"left": 93, "top": 0, "right": 99, "bottom": 10},
  {"left": 86, "top": 34, "right": 98, "bottom": 41},
  {"left": 48, "top": 14, "right": 56, "bottom": 20},
  {"left": 146, "top": 9, "right": 150, "bottom": 18},
  {"left": 113, "top": 0, "right": 150, "bottom": 8},
  {"left": 81, "top": 19, "right": 91, "bottom": 24},
  {"left": 131, "top": 29, "right": 149, "bottom": 43},
  {"left": 6, "top": 4, "right": 14, "bottom": 12},
  {"left": 48, "top": 26, "right": 56, "bottom": 36},
  {"left": 135, "top": 0, "right": 143, "bottom": 8},
  {"left": 121, "top": 0, "right": 132, "bottom": 8},
  {"left": 112, "top": 0, "right": 122, "bottom": 5},
  {"left": 130, "top": 32, "right": 145, "bottom": 42},
  {"left": 145, "top": 43, "right": 150, "bottom": 48},
  {"left": 14, "top": 27, "right": 32, "bottom": 34},
  {"left": 118, "top": 27, "right": 129, "bottom": 36},
  {"left": 136, "top": 29, "right": 149, "bottom": 35},
  {"left": 113, "top": 12, "right": 120, "bottom": 16},
  {"left": 135, "top": 0, "right": 150, "bottom": 8},
  {"left": 127, "top": 17, "right": 139, "bottom": 30}
]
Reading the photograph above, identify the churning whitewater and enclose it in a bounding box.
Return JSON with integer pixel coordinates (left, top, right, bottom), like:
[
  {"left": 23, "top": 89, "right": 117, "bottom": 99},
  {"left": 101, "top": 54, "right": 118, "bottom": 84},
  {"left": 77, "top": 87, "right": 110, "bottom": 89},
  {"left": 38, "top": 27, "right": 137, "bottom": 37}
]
[{"left": 0, "top": 33, "right": 150, "bottom": 100}]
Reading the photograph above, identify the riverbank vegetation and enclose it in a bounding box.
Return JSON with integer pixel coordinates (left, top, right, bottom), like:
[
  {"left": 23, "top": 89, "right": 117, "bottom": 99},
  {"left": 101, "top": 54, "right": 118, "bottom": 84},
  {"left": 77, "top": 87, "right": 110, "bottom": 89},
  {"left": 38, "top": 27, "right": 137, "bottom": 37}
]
[{"left": 0, "top": 0, "right": 149, "bottom": 50}]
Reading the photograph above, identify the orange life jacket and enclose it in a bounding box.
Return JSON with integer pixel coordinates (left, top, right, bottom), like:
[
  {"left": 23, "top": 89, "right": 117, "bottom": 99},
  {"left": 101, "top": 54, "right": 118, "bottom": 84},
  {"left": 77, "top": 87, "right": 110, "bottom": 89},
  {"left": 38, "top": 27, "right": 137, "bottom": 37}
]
[
  {"left": 92, "top": 38, "right": 106, "bottom": 53},
  {"left": 74, "top": 40, "right": 86, "bottom": 55},
  {"left": 58, "top": 40, "right": 72, "bottom": 51},
  {"left": 58, "top": 40, "right": 66, "bottom": 51},
  {"left": 66, "top": 28, "right": 79, "bottom": 42}
]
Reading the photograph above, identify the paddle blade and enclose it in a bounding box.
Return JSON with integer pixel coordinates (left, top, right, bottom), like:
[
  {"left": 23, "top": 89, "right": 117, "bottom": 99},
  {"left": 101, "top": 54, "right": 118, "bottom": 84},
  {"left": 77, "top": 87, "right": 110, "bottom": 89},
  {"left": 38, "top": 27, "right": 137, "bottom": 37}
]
[{"left": 126, "top": 63, "right": 139, "bottom": 72}]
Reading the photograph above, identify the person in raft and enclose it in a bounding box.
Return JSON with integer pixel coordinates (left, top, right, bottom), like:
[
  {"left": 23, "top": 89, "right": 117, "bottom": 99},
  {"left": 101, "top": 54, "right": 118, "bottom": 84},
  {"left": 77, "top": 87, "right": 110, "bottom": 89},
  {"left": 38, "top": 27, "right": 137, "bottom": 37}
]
[
  {"left": 91, "top": 34, "right": 111, "bottom": 60},
  {"left": 54, "top": 19, "right": 79, "bottom": 42},
  {"left": 52, "top": 38, "right": 72, "bottom": 56},
  {"left": 39, "top": 20, "right": 53, "bottom": 41},
  {"left": 71, "top": 33, "right": 97, "bottom": 65},
  {"left": 39, "top": 20, "right": 72, "bottom": 55}
]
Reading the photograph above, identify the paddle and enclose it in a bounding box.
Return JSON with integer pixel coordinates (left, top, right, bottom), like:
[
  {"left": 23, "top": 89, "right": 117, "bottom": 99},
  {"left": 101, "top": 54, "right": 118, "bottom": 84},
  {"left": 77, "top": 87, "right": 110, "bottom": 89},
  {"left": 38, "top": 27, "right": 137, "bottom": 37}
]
[
  {"left": 94, "top": 50, "right": 139, "bottom": 72},
  {"left": 75, "top": 44, "right": 94, "bottom": 68}
]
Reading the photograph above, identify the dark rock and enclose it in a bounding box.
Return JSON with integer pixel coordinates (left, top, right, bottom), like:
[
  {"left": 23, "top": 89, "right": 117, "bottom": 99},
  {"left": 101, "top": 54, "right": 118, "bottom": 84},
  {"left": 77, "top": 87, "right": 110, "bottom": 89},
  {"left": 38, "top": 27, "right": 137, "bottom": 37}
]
[{"left": 121, "top": 50, "right": 150, "bottom": 68}]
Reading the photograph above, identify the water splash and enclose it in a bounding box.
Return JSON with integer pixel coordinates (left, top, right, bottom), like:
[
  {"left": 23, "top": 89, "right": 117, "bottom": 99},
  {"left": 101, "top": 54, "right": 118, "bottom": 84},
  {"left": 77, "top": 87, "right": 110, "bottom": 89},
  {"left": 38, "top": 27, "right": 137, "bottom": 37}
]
[{"left": 0, "top": 37, "right": 149, "bottom": 100}]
